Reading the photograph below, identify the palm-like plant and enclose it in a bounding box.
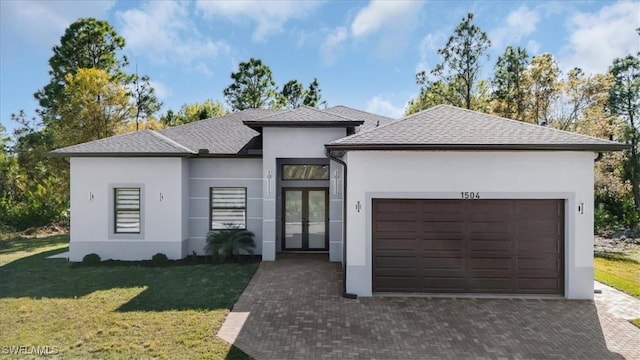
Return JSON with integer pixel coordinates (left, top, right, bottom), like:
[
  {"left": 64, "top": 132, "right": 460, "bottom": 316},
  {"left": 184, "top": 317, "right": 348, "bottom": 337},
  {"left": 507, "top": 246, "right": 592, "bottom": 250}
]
[{"left": 205, "top": 225, "right": 256, "bottom": 262}]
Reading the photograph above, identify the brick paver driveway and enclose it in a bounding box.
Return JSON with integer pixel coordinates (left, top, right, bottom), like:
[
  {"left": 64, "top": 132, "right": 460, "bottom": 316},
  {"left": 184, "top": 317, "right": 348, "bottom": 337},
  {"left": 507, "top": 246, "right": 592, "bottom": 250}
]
[{"left": 219, "top": 254, "right": 640, "bottom": 359}]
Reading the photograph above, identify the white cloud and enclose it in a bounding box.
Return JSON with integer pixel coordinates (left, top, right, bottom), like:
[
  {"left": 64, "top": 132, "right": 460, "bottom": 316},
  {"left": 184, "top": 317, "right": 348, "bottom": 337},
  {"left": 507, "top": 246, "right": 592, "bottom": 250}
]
[
  {"left": 526, "top": 40, "right": 541, "bottom": 55},
  {"left": 350, "top": 1, "right": 425, "bottom": 60},
  {"left": 320, "top": 27, "right": 348, "bottom": 65},
  {"left": 560, "top": 1, "right": 640, "bottom": 74},
  {"left": 415, "top": 32, "right": 445, "bottom": 74},
  {"left": 490, "top": 5, "right": 540, "bottom": 50},
  {"left": 351, "top": 1, "right": 422, "bottom": 38},
  {"left": 366, "top": 95, "right": 406, "bottom": 118},
  {"left": 0, "top": 0, "right": 115, "bottom": 48},
  {"left": 149, "top": 80, "right": 171, "bottom": 100},
  {"left": 117, "top": 1, "right": 229, "bottom": 65},
  {"left": 195, "top": 0, "right": 322, "bottom": 41}
]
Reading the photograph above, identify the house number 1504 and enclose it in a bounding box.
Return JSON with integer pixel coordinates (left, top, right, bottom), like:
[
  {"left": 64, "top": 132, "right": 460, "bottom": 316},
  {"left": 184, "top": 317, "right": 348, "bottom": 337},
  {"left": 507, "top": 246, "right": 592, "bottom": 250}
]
[{"left": 461, "top": 192, "right": 480, "bottom": 199}]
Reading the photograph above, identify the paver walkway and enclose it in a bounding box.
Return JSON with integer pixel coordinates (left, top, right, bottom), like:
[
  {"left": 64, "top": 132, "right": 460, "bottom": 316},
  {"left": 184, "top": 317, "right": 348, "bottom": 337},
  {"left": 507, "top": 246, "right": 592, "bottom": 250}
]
[{"left": 218, "top": 254, "right": 640, "bottom": 359}]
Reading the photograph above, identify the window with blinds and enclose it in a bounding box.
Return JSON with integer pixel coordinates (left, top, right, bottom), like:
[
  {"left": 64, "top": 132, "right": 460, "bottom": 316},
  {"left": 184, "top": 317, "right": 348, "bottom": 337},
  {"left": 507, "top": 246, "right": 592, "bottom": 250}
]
[
  {"left": 210, "top": 187, "right": 247, "bottom": 230},
  {"left": 114, "top": 188, "right": 141, "bottom": 233}
]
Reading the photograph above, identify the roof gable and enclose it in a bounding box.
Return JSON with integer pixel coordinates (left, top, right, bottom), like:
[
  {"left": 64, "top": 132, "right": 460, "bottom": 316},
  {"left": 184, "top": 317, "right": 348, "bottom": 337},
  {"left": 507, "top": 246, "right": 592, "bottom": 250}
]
[{"left": 326, "top": 105, "right": 628, "bottom": 151}]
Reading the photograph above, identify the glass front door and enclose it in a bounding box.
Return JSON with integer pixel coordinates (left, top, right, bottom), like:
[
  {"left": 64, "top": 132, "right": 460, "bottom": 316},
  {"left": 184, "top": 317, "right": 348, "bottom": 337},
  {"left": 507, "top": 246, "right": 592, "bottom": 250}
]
[{"left": 283, "top": 188, "right": 328, "bottom": 251}]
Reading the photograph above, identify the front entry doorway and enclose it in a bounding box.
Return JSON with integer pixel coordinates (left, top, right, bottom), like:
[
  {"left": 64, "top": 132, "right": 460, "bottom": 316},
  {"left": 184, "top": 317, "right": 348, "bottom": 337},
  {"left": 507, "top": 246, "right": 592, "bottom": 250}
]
[{"left": 283, "top": 188, "right": 329, "bottom": 251}]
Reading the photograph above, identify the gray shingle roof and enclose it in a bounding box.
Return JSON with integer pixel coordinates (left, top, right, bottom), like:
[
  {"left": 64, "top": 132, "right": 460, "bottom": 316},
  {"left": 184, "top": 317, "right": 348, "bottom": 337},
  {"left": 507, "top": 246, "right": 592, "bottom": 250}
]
[
  {"left": 325, "top": 106, "right": 394, "bottom": 132},
  {"left": 50, "top": 130, "right": 196, "bottom": 156},
  {"left": 326, "top": 105, "right": 629, "bottom": 151},
  {"left": 159, "top": 109, "right": 284, "bottom": 154},
  {"left": 243, "top": 106, "right": 364, "bottom": 128}
]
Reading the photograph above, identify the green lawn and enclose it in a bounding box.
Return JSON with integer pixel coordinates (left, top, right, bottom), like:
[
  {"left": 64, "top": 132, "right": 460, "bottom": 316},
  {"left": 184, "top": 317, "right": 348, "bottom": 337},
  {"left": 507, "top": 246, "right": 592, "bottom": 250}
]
[
  {"left": 594, "top": 251, "right": 640, "bottom": 329},
  {"left": 594, "top": 251, "right": 640, "bottom": 298},
  {"left": 0, "top": 233, "right": 257, "bottom": 359}
]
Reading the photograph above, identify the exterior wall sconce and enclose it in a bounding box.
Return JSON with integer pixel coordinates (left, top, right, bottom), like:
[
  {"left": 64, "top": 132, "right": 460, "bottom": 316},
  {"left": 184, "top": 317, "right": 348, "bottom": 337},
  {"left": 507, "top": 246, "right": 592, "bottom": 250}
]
[
  {"left": 333, "top": 170, "right": 339, "bottom": 195},
  {"left": 355, "top": 201, "right": 361, "bottom": 213},
  {"left": 267, "top": 170, "right": 272, "bottom": 194},
  {"left": 578, "top": 202, "right": 584, "bottom": 214},
  {"left": 159, "top": 193, "right": 164, "bottom": 202},
  {"left": 89, "top": 192, "right": 94, "bottom": 201}
]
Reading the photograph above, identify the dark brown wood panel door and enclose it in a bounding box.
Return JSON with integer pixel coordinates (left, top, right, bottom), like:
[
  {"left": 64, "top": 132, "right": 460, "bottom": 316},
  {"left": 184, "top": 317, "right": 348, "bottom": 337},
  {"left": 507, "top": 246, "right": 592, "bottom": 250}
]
[{"left": 372, "top": 199, "right": 564, "bottom": 295}]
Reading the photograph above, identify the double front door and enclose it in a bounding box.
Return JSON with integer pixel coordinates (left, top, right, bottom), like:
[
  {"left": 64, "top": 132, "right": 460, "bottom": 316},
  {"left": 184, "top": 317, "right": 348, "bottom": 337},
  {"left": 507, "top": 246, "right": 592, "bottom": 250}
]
[{"left": 283, "top": 188, "right": 329, "bottom": 251}]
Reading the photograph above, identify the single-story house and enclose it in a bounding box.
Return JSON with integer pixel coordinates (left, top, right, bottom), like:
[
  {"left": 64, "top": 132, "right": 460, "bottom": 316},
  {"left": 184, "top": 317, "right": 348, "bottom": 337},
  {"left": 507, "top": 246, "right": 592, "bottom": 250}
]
[{"left": 51, "top": 104, "right": 627, "bottom": 299}]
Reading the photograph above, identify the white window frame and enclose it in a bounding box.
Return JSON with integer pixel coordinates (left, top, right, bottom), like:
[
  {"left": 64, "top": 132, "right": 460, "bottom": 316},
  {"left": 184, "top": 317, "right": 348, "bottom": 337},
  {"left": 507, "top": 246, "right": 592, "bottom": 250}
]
[
  {"left": 210, "top": 187, "right": 247, "bottom": 230},
  {"left": 109, "top": 184, "right": 145, "bottom": 239}
]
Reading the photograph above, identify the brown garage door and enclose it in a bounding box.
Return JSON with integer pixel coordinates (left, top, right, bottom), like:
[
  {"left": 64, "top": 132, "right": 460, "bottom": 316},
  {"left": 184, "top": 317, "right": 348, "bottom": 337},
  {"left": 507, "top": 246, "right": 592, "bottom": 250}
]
[{"left": 372, "top": 199, "right": 564, "bottom": 295}]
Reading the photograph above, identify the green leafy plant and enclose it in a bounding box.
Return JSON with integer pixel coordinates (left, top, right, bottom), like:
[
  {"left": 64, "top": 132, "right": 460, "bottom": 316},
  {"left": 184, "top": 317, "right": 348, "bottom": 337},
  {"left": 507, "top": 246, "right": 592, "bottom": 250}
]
[
  {"left": 82, "top": 253, "right": 101, "bottom": 265},
  {"left": 205, "top": 225, "right": 256, "bottom": 263},
  {"left": 151, "top": 252, "right": 169, "bottom": 265}
]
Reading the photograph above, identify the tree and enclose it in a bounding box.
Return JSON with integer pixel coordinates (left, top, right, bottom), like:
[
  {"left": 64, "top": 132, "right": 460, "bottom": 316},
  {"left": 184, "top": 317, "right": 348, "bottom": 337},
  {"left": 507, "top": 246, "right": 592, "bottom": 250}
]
[
  {"left": 35, "top": 18, "right": 128, "bottom": 121},
  {"left": 527, "top": 54, "right": 561, "bottom": 125},
  {"left": 303, "top": 78, "right": 323, "bottom": 108},
  {"left": 555, "top": 69, "right": 614, "bottom": 132},
  {"left": 55, "top": 68, "right": 131, "bottom": 147},
  {"left": 416, "top": 13, "right": 491, "bottom": 110},
  {"left": 279, "top": 80, "right": 305, "bottom": 109},
  {"left": 160, "top": 100, "right": 227, "bottom": 127},
  {"left": 223, "top": 58, "right": 277, "bottom": 110},
  {"left": 0, "top": 123, "right": 10, "bottom": 156},
  {"left": 491, "top": 46, "right": 530, "bottom": 121},
  {"left": 406, "top": 80, "right": 461, "bottom": 115},
  {"left": 608, "top": 54, "right": 640, "bottom": 216},
  {"left": 130, "top": 72, "right": 162, "bottom": 131}
]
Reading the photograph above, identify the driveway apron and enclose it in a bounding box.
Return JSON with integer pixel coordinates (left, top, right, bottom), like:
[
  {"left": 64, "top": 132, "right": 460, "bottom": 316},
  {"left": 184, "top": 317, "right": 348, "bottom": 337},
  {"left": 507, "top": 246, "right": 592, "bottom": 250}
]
[{"left": 218, "top": 254, "right": 640, "bottom": 360}]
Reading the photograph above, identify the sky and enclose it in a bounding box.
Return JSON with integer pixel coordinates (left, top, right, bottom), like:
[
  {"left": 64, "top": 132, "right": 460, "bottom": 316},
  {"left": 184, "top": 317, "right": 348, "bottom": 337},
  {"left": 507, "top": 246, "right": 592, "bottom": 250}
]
[{"left": 0, "top": 0, "right": 638, "bottom": 134}]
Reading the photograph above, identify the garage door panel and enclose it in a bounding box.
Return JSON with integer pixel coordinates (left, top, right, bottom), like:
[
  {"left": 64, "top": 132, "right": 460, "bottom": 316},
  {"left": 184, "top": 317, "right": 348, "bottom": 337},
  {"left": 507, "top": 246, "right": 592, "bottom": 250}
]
[
  {"left": 517, "top": 221, "right": 559, "bottom": 235},
  {"left": 422, "top": 213, "right": 465, "bottom": 222},
  {"left": 375, "top": 238, "right": 416, "bottom": 250},
  {"left": 375, "top": 221, "right": 417, "bottom": 233},
  {"left": 517, "top": 258, "right": 560, "bottom": 271},
  {"left": 376, "top": 211, "right": 420, "bottom": 222},
  {"left": 468, "top": 278, "right": 511, "bottom": 290},
  {"left": 517, "top": 278, "right": 562, "bottom": 292},
  {"left": 517, "top": 201, "right": 561, "bottom": 217},
  {"left": 420, "top": 278, "right": 466, "bottom": 291},
  {"left": 422, "top": 221, "right": 466, "bottom": 233},
  {"left": 468, "top": 258, "right": 510, "bottom": 269},
  {"left": 375, "top": 276, "right": 419, "bottom": 292},
  {"left": 468, "top": 222, "right": 510, "bottom": 234},
  {"left": 375, "top": 200, "right": 417, "bottom": 212},
  {"left": 373, "top": 198, "right": 564, "bottom": 295},
  {"left": 419, "top": 239, "right": 465, "bottom": 250},
  {"left": 420, "top": 256, "right": 464, "bottom": 269},
  {"left": 518, "top": 237, "right": 559, "bottom": 251},
  {"left": 469, "top": 239, "right": 511, "bottom": 251},
  {"left": 375, "top": 256, "right": 418, "bottom": 269}
]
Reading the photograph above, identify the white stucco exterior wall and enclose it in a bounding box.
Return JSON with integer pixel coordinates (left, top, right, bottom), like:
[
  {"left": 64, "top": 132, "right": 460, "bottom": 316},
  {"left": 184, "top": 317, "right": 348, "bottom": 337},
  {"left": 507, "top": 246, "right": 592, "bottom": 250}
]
[
  {"left": 187, "top": 158, "right": 263, "bottom": 255},
  {"left": 344, "top": 151, "right": 596, "bottom": 300},
  {"left": 261, "top": 127, "right": 347, "bottom": 261},
  {"left": 69, "top": 157, "right": 188, "bottom": 261}
]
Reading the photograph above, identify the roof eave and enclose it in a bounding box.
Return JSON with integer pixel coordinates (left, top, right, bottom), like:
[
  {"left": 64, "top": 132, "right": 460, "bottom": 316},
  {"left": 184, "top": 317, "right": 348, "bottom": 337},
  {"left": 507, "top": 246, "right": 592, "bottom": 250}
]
[
  {"left": 243, "top": 120, "right": 364, "bottom": 130},
  {"left": 47, "top": 151, "right": 194, "bottom": 158},
  {"left": 324, "top": 143, "right": 631, "bottom": 152}
]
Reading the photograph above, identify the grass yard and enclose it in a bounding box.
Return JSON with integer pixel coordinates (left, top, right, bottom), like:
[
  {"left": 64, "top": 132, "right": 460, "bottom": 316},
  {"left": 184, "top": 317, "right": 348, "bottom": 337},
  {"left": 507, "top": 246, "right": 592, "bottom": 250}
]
[
  {"left": 0, "top": 233, "right": 257, "bottom": 359},
  {"left": 594, "top": 251, "right": 640, "bottom": 298},
  {"left": 594, "top": 250, "right": 640, "bottom": 329}
]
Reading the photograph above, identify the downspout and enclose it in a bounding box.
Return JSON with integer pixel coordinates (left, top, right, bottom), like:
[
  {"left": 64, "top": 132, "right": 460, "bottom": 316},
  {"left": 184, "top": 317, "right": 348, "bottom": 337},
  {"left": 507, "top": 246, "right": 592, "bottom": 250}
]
[
  {"left": 326, "top": 148, "right": 358, "bottom": 299},
  {"left": 594, "top": 152, "right": 603, "bottom": 162}
]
